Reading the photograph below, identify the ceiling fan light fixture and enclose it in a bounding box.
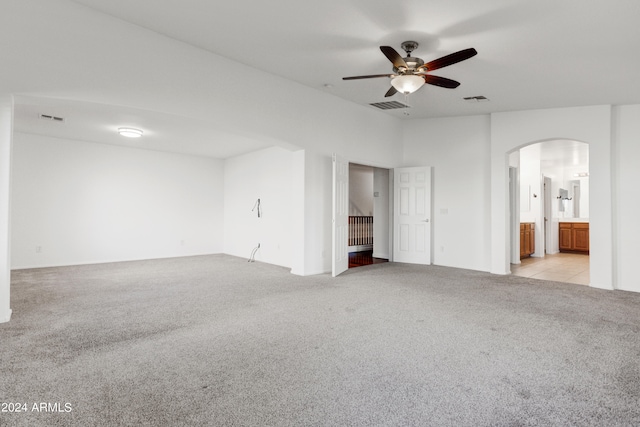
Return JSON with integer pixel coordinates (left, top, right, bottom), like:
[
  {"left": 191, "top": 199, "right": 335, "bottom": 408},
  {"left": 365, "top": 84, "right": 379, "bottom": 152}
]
[
  {"left": 118, "top": 127, "right": 143, "bottom": 138},
  {"left": 390, "top": 75, "right": 424, "bottom": 94}
]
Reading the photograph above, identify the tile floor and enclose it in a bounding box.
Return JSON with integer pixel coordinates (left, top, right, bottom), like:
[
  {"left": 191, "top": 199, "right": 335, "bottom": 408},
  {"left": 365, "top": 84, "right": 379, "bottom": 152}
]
[{"left": 511, "top": 252, "right": 590, "bottom": 285}]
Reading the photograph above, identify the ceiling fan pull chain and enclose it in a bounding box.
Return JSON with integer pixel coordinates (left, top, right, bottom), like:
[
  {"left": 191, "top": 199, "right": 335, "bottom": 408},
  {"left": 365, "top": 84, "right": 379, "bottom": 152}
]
[{"left": 404, "top": 93, "right": 410, "bottom": 116}]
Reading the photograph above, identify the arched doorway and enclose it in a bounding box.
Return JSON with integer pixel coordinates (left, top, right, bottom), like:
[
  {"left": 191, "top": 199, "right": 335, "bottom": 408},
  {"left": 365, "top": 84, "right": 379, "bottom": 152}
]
[
  {"left": 508, "top": 139, "right": 590, "bottom": 285},
  {"left": 489, "top": 105, "right": 613, "bottom": 291}
]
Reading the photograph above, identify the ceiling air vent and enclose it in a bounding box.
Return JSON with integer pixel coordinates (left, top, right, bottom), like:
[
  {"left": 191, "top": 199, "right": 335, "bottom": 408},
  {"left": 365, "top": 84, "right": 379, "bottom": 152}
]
[
  {"left": 39, "top": 114, "right": 65, "bottom": 123},
  {"left": 463, "top": 96, "right": 489, "bottom": 103},
  {"left": 369, "top": 101, "right": 410, "bottom": 110}
]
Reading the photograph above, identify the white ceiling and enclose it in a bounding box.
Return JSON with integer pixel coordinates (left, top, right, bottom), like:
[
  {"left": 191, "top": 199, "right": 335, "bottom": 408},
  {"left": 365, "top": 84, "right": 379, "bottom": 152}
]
[
  {"left": 533, "top": 139, "right": 589, "bottom": 172},
  {"left": 67, "top": 0, "right": 640, "bottom": 119},
  {"left": 13, "top": 96, "right": 273, "bottom": 159},
  {"left": 10, "top": 0, "right": 640, "bottom": 159}
]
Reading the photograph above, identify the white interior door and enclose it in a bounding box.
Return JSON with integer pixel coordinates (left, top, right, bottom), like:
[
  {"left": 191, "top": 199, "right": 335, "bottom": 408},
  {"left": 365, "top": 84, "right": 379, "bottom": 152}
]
[
  {"left": 393, "top": 166, "right": 432, "bottom": 265},
  {"left": 332, "top": 154, "right": 349, "bottom": 277}
]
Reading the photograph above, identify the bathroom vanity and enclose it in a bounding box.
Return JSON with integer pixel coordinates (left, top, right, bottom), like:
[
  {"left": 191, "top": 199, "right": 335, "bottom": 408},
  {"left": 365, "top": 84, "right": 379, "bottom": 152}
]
[{"left": 559, "top": 221, "right": 589, "bottom": 254}]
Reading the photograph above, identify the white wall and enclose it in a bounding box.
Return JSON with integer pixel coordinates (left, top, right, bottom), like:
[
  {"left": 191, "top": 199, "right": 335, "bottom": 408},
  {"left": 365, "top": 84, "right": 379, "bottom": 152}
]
[
  {"left": 508, "top": 153, "right": 521, "bottom": 263},
  {"left": 0, "top": 96, "right": 12, "bottom": 323},
  {"left": 613, "top": 105, "right": 640, "bottom": 293},
  {"left": 349, "top": 164, "right": 373, "bottom": 216},
  {"left": 373, "top": 168, "right": 390, "bottom": 259},
  {"left": 519, "top": 144, "right": 542, "bottom": 224},
  {"left": 402, "top": 115, "right": 492, "bottom": 272},
  {"left": 519, "top": 144, "right": 544, "bottom": 257},
  {"left": 290, "top": 150, "right": 306, "bottom": 275},
  {"left": 11, "top": 133, "right": 224, "bottom": 268},
  {"left": 223, "top": 146, "right": 293, "bottom": 268}
]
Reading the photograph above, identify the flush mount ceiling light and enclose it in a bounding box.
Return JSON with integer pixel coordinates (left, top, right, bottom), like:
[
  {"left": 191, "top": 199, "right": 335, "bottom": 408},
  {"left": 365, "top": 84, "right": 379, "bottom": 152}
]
[
  {"left": 390, "top": 75, "right": 425, "bottom": 94},
  {"left": 118, "top": 127, "right": 143, "bottom": 138}
]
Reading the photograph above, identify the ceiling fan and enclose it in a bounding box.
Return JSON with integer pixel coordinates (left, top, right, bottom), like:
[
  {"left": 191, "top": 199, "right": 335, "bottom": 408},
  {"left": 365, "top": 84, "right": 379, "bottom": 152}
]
[{"left": 343, "top": 41, "right": 477, "bottom": 97}]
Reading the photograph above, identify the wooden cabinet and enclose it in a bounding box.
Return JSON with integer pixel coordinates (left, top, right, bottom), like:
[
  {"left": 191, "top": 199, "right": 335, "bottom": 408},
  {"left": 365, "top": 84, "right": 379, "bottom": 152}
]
[
  {"left": 559, "top": 222, "right": 589, "bottom": 254},
  {"left": 559, "top": 225, "right": 572, "bottom": 250},
  {"left": 520, "top": 223, "right": 535, "bottom": 258}
]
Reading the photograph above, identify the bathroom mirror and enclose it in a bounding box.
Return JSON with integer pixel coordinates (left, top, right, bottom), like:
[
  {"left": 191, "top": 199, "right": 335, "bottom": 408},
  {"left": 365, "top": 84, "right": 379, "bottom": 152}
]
[
  {"left": 558, "top": 188, "right": 569, "bottom": 212},
  {"left": 569, "top": 180, "right": 581, "bottom": 218}
]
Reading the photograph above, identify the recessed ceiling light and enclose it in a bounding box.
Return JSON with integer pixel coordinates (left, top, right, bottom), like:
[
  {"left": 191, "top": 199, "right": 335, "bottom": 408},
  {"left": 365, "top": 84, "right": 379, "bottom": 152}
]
[{"left": 118, "top": 127, "right": 143, "bottom": 138}]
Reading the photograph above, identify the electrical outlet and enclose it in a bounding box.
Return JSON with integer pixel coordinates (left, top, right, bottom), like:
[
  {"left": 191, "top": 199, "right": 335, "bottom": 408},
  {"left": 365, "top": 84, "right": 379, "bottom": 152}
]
[{"left": 36, "top": 246, "right": 42, "bottom": 253}]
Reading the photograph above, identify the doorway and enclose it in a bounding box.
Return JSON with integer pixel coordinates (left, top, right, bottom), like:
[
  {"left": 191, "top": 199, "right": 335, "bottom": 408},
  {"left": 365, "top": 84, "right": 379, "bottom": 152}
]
[
  {"left": 510, "top": 140, "right": 590, "bottom": 285},
  {"left": 347, "top": 163, "right": 390, "bottom": 269},
  {"left": 332, "top": 155, "right": 432, "bottom": 277}
]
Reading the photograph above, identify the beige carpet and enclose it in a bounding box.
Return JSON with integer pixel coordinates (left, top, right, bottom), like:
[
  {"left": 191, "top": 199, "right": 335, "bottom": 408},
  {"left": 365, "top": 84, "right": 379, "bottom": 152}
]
[{"left": 1, "top": 254, "right": 639, "bottom": 426}]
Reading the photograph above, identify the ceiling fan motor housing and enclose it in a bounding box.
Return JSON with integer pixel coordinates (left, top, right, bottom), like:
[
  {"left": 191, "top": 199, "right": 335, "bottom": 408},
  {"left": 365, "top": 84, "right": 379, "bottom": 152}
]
[{"left": 394, "top": 56, "right": 425, "bottom": 74}]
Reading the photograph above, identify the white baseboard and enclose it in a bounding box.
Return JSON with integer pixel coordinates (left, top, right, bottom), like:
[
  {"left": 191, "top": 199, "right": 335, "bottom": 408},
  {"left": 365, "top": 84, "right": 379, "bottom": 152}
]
[
  {"left": 11, "top": 252, "right": 223, "bottom": 270},
  {"left": 589, "top": 282, "right": 613, "bottom": 291},
  {"left": 290, "top": 267, "right": 329, "bottom": 276}
]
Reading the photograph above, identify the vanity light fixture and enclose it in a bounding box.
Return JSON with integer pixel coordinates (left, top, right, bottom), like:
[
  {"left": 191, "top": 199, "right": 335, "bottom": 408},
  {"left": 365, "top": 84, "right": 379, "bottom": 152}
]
[{"left": 118, "top": 127, "right": 143, "bottom": 138}]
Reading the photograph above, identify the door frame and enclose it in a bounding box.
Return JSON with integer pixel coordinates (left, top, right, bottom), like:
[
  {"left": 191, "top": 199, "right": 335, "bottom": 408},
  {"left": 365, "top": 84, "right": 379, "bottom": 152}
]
[
  {"left": 331, "top": 156, "right": 433, "bottom": 271},
  {"left": 509, "top": 166, "right": 520, "bottom": 265},
  {"left": 543, "top": 175, "right": 552, "bottom": 255},
  {"left": 331, "top": 155, "right": 395, "bottom": 273},
  {"left": 331, "top": 154, "right": 349, "bottom": 277}
]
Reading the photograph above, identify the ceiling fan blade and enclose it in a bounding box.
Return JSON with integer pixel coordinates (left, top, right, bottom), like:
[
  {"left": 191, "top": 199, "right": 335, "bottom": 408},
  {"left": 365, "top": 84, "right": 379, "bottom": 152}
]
[
  {"left": 423, "top": 75, "right": 461, "bottom": 89},
  {"left": 423, "top": 48, "right": 477, "bottom": 72},
  {"left": 384, "top": 86, "right": 398, "bottom": 97},
  {"left": 380, "top": 46, "right": 408, "bottom": 69},
  {"left": 342, "top": 74, "right": 394, "bottom": 80}
]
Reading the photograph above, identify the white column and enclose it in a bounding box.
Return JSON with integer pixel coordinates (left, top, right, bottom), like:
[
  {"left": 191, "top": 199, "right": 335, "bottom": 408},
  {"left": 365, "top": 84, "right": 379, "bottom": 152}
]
[
  {"left": 290, "top": 149, "right": 306, "bottom": 275},
  {"left": 0, "top": 95, "right": 13, "bottom": 323},
  {"left": 490, "top": 149, "right": 511, "bottom": 275}
]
